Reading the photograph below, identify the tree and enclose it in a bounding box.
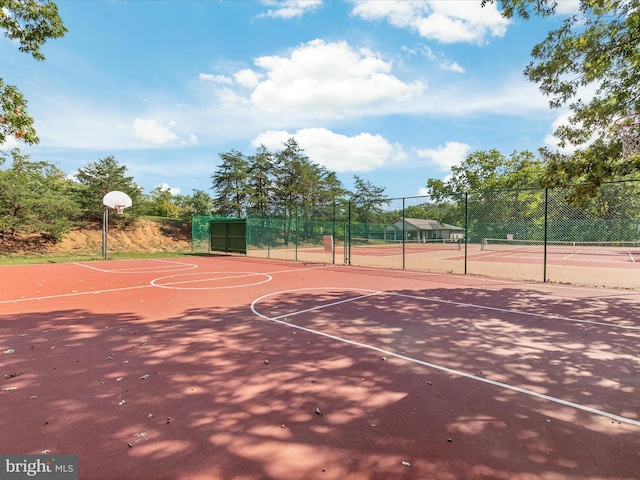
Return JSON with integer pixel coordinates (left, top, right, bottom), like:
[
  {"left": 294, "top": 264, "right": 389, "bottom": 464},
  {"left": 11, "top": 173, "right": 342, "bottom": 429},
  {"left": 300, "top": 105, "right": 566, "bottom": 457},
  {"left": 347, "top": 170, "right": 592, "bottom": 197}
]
[
  {"left": 482, "top": 0, "right": 640, "bottom": 201},
  {"left": 211, "top": 149, "right": 250, "bottom": 217},
  {"left": 175, "top": 189, "right": 215, "bottom": 221},
  {"left": 350, "top": 175, "right": 390, "bottom": 224},
  {"left": 426, "top": 149, "right": 544, "bottom": 200},
  {"left": 73, "top": 156, "right": 143, "bottom": 221},
  {"left": 425, "top": 150, "right": 546, "bottom": 237},
  {"left": 145, "top": 185, "right": 181, "bottom": 218},
  {"left": 1, "top": 0, "right": 66, "bottom": 145},
  {"left": 272, "top": 138, "right": 310, "bottom": 218},
  {"left": 0, "top": 148, "right": 79, "bottom": 240},
  {"left": 246, "top": 145, "right": 275, "bottom": 217},
  {"left": 321, "top": 170, "right": 348, "bottom": 205}
]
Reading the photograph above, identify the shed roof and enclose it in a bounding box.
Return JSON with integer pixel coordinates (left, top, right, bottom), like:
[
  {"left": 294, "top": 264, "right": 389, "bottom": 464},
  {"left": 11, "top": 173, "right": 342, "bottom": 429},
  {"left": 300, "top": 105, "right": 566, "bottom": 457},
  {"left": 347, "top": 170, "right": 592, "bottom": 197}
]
[{"left": 390, "top": 218, "right": 464, "bottom": 231}]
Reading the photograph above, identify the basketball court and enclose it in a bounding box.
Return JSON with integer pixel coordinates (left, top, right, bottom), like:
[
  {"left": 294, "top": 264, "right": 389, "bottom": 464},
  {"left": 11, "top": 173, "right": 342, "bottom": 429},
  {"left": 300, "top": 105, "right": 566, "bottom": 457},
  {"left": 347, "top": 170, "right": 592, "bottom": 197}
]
[{"left": 1, "top": 256, "right": 639, "bottom": 479}]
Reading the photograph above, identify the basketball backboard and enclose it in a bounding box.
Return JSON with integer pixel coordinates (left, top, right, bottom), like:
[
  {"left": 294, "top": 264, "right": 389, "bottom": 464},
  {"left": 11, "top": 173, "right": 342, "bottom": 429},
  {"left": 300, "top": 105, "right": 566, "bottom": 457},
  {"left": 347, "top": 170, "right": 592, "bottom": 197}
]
[{"left": 103, "top": 191, "right": 132, "bottom": 213}]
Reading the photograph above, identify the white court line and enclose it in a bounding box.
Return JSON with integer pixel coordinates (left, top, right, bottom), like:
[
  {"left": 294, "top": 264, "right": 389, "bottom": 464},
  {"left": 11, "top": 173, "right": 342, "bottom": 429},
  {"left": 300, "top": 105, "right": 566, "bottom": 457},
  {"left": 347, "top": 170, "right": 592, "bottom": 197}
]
[
  {"left": 151, "top": 264, "right": 329, "bottom": 288},
  {"left": 73, "top": 262, "right": 111, "bottom": 272},
  {"left": 154, "top": 272, "right": 265, "bottom": 287},
  {"left": 74, "top": 259, "right": 198, "bottom": 273},
  {"left": 390, "top": 291, "right": 640, "bottom": 331},
  {"left": 327, "top": 264, "right": 640, "bottom": 297},
  {"left": 0, "top": 264, "right": 327, "bottom": 303},
  {"left": 0, "top": 285, "right": 153, "bottom": 305},
  {"left": 253, "top": 286, "right": 640, "bottom": 332},
  {"left": 470, "top": 248, "right": 637, "bottom": 266},
  {"left": 250, "top": 288, "right": 640, "bottom": 427},
  {"left": 151, "top": 272, "right": 272, "bottom": 290},
  {"left": 264, "top": 264, "right": 330, "bottom": 276},
  {"left": 148, "top": 263, "right": 330, "bottom": 290},
  {"left": 150, "top": 259, "right": 196, "bottom": 265}
]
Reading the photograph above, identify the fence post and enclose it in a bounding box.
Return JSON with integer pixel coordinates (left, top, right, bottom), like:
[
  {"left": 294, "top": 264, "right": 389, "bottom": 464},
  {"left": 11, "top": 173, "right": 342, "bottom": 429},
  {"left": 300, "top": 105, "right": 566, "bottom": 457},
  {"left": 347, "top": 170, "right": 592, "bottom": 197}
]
[
  {"left": 332, "top": 201, "right": 336, "bottom": 265},
  {"left": 347, "top": 200, "right": 351, "bottom": 265},
  {"left": 402, "top": 197, "right": 406, "bottom": 270},
  {"left": 464, "top": 192, "right": 468, "bottom": 275},
  {"left": 543, "top": 188, "right": 549, "bottom": 283},
  {"left": 267, "top": 215, "right": 271, "bottom": 259},
  {"left": 245, "top": 216, "right": 250, "bottom": 253},
  {"left": 295, "top": 206, "right": 299, "bottom": 261}
]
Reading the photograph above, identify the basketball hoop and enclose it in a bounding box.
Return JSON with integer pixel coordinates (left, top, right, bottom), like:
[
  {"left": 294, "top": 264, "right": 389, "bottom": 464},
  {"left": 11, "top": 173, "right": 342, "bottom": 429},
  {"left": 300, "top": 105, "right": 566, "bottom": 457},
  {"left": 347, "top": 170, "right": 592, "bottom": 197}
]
[
  {"left": 103, "top": 191, "right": 132, "bottom": 212},
  {"left": 101, "top": 191, "right": 133, "bottom": 260},
  {"left": 614, "top": 112, "right": 640, "bottom": 158}
]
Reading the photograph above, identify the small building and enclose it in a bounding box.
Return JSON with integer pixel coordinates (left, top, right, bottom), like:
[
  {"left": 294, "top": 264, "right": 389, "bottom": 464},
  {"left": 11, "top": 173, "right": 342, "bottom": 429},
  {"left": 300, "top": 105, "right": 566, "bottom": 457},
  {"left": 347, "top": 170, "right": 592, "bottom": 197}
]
[{"left": 385, "top": 218, "right": 465, "bottom": 242}]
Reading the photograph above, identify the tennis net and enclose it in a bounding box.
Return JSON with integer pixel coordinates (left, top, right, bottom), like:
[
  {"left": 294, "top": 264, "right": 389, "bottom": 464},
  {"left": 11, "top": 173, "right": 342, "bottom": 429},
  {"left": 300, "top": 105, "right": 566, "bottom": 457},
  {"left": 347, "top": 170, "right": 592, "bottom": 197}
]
[
  {"left": 481, "top": 238, "right": 640, "bottom": 257},
  {"left": 351, "top": 237, "right": 462, "bottom": 251}
]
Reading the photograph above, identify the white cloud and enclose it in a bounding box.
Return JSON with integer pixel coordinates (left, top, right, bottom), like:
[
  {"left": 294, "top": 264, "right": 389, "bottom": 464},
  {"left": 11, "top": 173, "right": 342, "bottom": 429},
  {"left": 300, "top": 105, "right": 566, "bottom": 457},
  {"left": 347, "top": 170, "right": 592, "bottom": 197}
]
[
  {"left": 249, "top": 39, "right": 424, "bottom": 115},
  {"left": 407, "top": 74, "right": 547, "bottom": 116},
  {"left": 196, "top": 42, "right": 548, "bottom": 131},
  {"left": 234, "top": 69, "right": 261, "bottom": 88},
  {"left": 401, "top": 44, "right": 436, "bottom": 61},
  {"left": 156, "top": 182, "right": 182, "bottom": 195},
  {"left": 0, "top": 136, "right": 19, "bottom": 150},
  {"left": 251, "top": 127, "right": 405, "bottom": 173},
  {"left": 199, "top": 73, "right": 233, "bottom": 85},
  {"left": 440, "top": 61, "right": 465, "bottom": 73},
  {"left": 131, "top": 118, "right": 179, "bottom": 145},
  {"left": 554, "top": 1, "right": 581, "bottom": 14},
  {"left": 350, "top": 0, "right": 509, "bottom": 45},
  {"left": 417, "top": 186, "right": 429, "bottom": 196},
  {"left": 542, "top": 109, "right": 602, "bottom": 155},
  {"left": 543, "top": 81, "right": 605, "bottom": 154},
  {"left": 543, "top": 110, "right": 572, "bottom": 153},
  {"left": 416, "top": 141, "right": 471, "bottom": 171},
  {"left": 259, "top": 0, "right": 322, "bottom": 19},
  {"left": 215, "top": 87, "right": 252, "bottom": 106}
]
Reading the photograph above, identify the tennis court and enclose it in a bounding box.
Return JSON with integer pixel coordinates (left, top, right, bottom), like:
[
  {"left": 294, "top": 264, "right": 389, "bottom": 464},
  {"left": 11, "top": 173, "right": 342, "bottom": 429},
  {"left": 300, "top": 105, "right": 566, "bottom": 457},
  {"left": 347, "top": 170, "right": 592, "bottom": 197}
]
[{"left": 1, "top": 256, "right": 639, "bottom": 479}]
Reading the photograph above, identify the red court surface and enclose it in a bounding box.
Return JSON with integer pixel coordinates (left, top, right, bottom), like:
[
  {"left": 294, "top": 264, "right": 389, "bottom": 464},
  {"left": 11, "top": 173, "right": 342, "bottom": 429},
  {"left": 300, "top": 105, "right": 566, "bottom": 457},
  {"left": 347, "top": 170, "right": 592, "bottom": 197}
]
[
  {"left": 1, "top": 256, "right": 639, "bottom": 480},
  {"left": 463, "top": 250, "right": 640, "bottom": 269}
]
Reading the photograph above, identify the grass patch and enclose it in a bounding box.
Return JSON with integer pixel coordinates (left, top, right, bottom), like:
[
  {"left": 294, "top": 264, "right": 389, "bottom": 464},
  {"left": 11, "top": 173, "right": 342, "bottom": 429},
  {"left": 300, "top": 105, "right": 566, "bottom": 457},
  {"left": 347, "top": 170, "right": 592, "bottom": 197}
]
[
  {"left": 0, "top": 250, "right": 194, "bottom": 266},
  {"left": 140, "top": 216, "right": 189, "bottom": 226}
]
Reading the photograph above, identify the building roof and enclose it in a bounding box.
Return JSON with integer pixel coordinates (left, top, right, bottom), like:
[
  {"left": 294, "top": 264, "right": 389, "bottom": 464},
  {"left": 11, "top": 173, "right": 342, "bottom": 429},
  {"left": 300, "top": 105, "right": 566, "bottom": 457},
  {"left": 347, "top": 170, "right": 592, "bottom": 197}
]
[{"left": 389, "top": 218, "right": 464, "bottom": 231}]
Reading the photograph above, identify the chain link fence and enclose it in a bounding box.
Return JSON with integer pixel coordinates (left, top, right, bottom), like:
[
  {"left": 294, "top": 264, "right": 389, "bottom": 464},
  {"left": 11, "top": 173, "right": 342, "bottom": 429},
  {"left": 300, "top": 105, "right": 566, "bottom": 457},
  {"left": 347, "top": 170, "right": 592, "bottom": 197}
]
[{"left": 192, "top": 181, "right": 640, "bottom": 290}]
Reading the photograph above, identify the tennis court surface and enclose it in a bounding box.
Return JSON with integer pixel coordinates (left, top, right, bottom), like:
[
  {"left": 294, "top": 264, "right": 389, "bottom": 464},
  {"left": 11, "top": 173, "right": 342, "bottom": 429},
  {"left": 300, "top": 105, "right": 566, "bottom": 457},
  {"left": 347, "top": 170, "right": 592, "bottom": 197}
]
[{"left": 1, "top": 256, "right": 639, "bottom": 479}]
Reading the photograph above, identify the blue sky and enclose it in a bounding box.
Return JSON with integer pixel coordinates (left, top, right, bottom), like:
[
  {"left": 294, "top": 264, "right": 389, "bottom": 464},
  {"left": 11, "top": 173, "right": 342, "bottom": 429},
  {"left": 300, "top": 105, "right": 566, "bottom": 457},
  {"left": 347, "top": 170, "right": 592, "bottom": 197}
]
[{"left": 1, "top": 0, "right": 581, "bottom": 200}]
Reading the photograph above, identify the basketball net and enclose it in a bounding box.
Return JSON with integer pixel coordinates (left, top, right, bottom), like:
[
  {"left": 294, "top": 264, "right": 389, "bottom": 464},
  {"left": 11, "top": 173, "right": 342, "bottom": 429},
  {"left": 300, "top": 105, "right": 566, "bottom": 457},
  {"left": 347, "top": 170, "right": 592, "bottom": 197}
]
[
  {"left": 614, "top": 112, "right": 640, "bottom": 158},
  {"left": 114, "top": 205, "right": 125, "bottom": 214}
]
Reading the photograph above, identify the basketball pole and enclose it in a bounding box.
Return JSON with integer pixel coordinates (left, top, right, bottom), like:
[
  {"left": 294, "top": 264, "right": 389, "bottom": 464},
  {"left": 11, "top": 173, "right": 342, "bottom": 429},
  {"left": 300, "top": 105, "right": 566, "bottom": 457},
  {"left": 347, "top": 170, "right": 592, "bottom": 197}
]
[
  {"left": 102, "top": 207, "right": 109, "bottom": 260},
  {"left": 101, "top": 191, "right": 132, "bottom": 261}
]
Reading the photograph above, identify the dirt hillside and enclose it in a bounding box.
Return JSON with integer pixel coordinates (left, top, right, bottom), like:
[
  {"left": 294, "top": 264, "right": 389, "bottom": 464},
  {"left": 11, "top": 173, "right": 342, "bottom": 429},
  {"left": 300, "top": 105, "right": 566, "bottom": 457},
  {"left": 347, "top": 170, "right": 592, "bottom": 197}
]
[
  {"left": 48, "top": 219, "right": 191, "bottom": 255},
  {"left": 0, "top": 219, "right": 191, "bottom": 256}
]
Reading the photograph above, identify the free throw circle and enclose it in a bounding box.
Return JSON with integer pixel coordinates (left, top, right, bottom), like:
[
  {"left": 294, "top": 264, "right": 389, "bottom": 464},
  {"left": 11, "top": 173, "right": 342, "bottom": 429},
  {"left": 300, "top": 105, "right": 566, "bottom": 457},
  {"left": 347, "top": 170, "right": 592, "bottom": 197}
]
[{"left": 151, "top": 271, "right": 272, "bottom": 290}]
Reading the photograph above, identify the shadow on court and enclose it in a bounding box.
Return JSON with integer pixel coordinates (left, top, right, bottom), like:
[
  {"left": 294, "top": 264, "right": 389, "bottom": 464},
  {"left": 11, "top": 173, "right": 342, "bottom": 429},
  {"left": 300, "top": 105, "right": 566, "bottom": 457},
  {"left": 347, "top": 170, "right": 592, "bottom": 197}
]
[{"left": 0, "top": 285, "right": 639, "bottom": 480}]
